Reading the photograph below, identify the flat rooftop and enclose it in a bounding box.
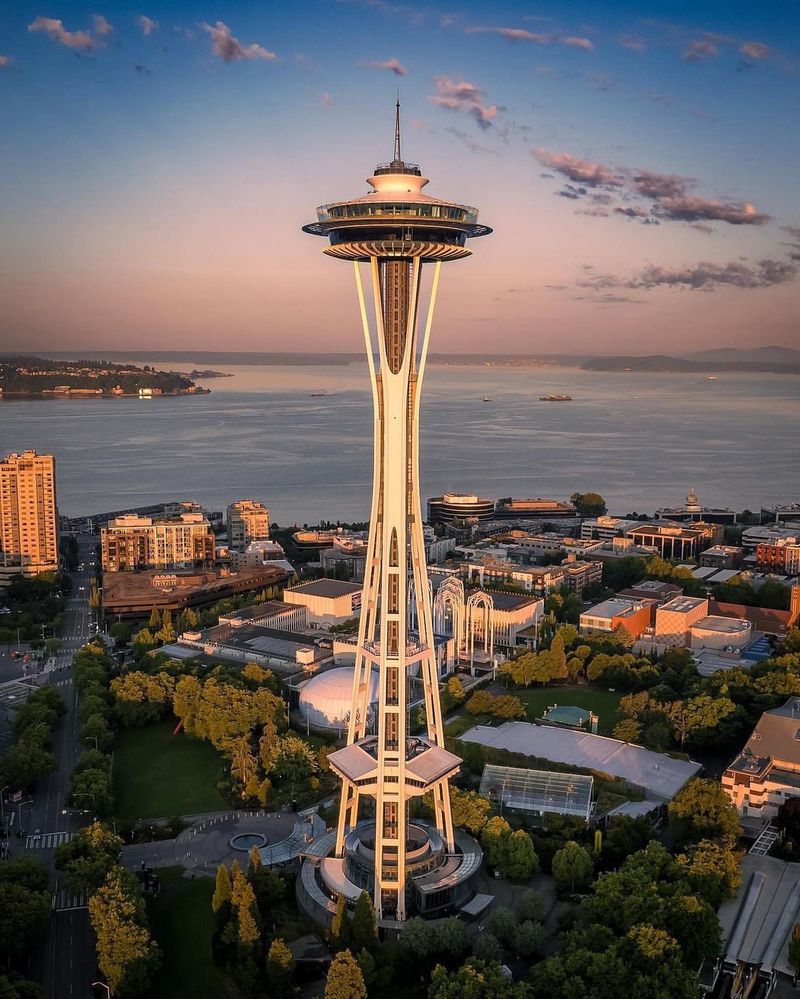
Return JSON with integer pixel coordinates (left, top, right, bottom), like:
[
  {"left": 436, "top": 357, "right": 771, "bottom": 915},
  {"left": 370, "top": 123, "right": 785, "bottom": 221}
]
[
  {"left": 659, "top": 595, "right": 708, "bottom": 614},
  {"left": 582, "top": 597, "right": 643, "bottom": 619},
  {"left": 459, "top": 721, "right": 701, "bottom": 800},
  {"left": 286, "top": 579, "right": 362, "bottom": 598},
  {"left": 693, "top": 614, "right": 751, "bottom": 634}
]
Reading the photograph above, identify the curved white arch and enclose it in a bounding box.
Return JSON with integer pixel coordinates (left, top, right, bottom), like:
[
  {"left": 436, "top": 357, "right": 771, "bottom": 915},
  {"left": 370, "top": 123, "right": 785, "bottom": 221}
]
[
  {"left": 466, "top": 591, "right": 494, "bottom": 669},
  {"left": 433, "top": 576, "right": 465, "bottom": 654}
]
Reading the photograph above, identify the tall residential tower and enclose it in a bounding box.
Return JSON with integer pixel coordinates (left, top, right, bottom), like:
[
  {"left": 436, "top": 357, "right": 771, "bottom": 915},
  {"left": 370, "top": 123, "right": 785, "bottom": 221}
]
[
  {"left": 302, "top": 106, "right": 491, "bottom": 920},
  {"left": 0, "top": 450, "right": 59, "bottom": 578}
]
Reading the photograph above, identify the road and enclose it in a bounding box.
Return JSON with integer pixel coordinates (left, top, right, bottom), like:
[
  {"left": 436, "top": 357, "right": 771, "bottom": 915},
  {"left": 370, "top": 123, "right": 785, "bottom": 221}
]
[{"left": 12, "top": 534, "right": 101, "bottom": 999}]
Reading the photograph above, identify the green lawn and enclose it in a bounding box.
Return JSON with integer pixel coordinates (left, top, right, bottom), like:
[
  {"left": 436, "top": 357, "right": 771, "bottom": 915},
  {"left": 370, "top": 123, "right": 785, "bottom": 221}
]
[
  {"left": 113, "top": 721, "right": 227, "bottom": 823},
  {"left": 143, "top": 869, "right": 232, "bottom": 999},
  {"left": 512, "top": 687, "right": 623, "bottom": 736}
]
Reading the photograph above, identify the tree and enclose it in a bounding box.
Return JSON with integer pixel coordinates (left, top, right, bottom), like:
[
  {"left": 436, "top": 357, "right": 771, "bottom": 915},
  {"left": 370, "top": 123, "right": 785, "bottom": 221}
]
[
  {"left": 472, "top": 932, "right": 503, "bottom": 963},
  {"left": 513, "top": 920, "right": 542, "bottom": 958},
  {"left": 266, "top": 938, "right": 295, "bottom": 996},
  {"left": 503, "top": 829, "right": 539, "bottom": 882},
  {"left": 570, "top": 492, "right": 607, "bottom": 518},
  {"left": 668, "top": 779, "right": 741, "bottom": 847},
  {"left": 447, "top": 787, "right": 492, "bottom": 836},
  {"left": 488, "top": 906, "right": 517, "bottom": 947},
  {"left": 351, "top": 891, "right": 378, "bottom": 953},
  {"left": 430, "top": 959, "right": 531, "bottom": 999},
  {"left": 356, "top": 948, "right": 377, "bottom": 989},
  {"left": 789, "top": 924, "right": 800, "bottom": 975},
  {"left": 55, "top": 821, "right": 122, "bottom": 896},
  {"left": 549, "top": 634, "right": 568, "bottom": 681},
  {"left": 480, "top": 816, "right": 512, "bottom": 872},
  {"left": 446, "top": 676, "right": 466, "bottom": 702},
  {"left": 230, "top": 863, "right": 261, "bottom": 952},
  {"left": 676, "top": 839, "right": 740, "bottom": 908},
  {"left": 212, "top": 863, "right": 231, "bottom": 914},
  {"left": 612, "top": 718, "right": 642, "bottom": 744},
  {"left": 552, "top": 841, "right": 594, "bottom": 894},
  {"left": 88, "top": 866, "right": 161, "bottom": 996},
  {"left": 515, "top": 889, "right": 546, "bottom": 923},
  {"left": 0, "top": 881, "right": 50, "bottom": 964},
  {"left": 148, "top": 606, "right": 161, "bottom": 630},
  {"left": 325, "top": 949, "right": 367, "bottom": 999},
  {"left": 331, "top": 894, "right": 351, "bottom": 951},
  {"left": 266, "top": 734, "right": 318, "bottom": 786}
]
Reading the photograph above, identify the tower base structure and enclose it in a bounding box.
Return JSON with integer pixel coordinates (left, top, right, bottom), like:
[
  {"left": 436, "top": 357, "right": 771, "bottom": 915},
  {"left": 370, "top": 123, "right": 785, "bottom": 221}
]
[{"left": 297, "top": 820, "right": 482, "bottom": 929}]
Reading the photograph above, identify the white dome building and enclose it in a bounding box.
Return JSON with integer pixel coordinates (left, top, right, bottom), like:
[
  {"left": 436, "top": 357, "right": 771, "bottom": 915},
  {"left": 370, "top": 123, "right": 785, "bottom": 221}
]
[{"left": 298, "top": 667, "right": 380, "bottom": 731}]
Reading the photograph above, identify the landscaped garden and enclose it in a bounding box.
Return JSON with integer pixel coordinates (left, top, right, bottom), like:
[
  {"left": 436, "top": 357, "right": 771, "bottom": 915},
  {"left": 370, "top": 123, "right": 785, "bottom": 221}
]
[
  {"left": 513, "top": 686, "right": 623, "bottom": 735},
  {"left": 113, "top": 721, "right": 227, "bottom": 823}
]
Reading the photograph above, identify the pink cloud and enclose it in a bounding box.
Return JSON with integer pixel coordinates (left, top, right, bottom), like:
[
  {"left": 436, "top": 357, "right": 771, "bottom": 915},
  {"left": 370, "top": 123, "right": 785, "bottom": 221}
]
[
  {"left": 534, "top": 149, "right": 623, "bottom": 187},
  {"left": 27, "top": 16, "right": 93, "bottom": 50},
  {"left": 358, "top": 57, "right": 407, "bottom": 75},
  {"left": 562, "top": 36, "right": 593, "bottom": 50},
  {"left": 429, "top": 76, "right": 499, "bottom": 129},
  {"left": 201, "top": 21, "right": 276, "bottom": 62},
  {"left": 137, "top": 15, "right": 159, "bottom": 36},
  {"left": 740, "top": 40, "right": 769, "bottom": 60}
]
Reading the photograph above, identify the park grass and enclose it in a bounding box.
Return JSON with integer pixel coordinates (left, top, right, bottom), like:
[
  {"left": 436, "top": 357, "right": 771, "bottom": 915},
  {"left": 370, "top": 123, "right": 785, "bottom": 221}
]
[
  {"left": 143, "top": 868, "right": 233, "bottom": 999},
  {"left": 513, "top": 687, "right": 623, "bottom": 736},
  {"left": 113, "top": 720, "right": 227, "bottom": 823}
]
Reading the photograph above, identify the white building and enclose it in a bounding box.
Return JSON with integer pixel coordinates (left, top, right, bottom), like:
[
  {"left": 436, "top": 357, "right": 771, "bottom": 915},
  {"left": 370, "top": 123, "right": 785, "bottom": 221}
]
[
  {"left": 283, "top": 578, "right": 363, "bottom": 626},
  {"left": 227, "top": 499, "right": 270, "bottom": 552},
  {"left": 580, "top": 515, "right": 641, "bottom": 542}
]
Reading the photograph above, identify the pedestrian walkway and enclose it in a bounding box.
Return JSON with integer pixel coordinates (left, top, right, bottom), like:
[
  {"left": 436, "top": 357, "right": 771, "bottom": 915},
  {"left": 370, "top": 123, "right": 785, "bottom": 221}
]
[
  {"left": 26, "top": 830, "right": 74, "bottom": 850},
  {"left": 749, "top": 823, "right": 778, "bottom": 857},
  {"left": 51, "top": 887, "right": 88, "bottom": 911}
]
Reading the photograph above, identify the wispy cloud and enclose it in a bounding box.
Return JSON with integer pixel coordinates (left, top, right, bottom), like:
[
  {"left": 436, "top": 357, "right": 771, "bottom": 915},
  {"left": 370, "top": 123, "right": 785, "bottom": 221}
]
[
  {"left": 92, "top": 14, "right": 113, "bottom": 37},
  {"left": 0, "top": 55, "right": 12, "bottom": 67},
  {"left": 444, "top": 126, "right": 500, "bottom": 156},
  {"left": 578, "top": 259, "right": 796, "bottom": 291},
  {"left": 27, "top": 16, "right": 94, "bottom": 50},
  {"left": 201, "top": 21, "right": 276, "bottom": 63},
  {"left": 320, "top": 91, "right": 334, "bottom": 107},
  {"left": 780, "top": 225, "right": 800, "bottom": 261},
  {"left": 740, "top": 40, "right": 769, "bottom": 60},
  {"left": 429, "top": 76, "right": 500, "bottom": 129},
  {"left": 137, "top": 15, "right": 159, "bottom": 36},
  {"left": 619, "top": 33, "right": 645, "bottom": 52},
  {"left": 683, "top": 39, "right": 719, "bottom": 62},
  {"left": 466, "top": 25, "right": 593, "bottom": 49},
  {"left": 535, "top": 151, "right": 770, "bottom": 228},
  {"left": 358, "top": 57, "right": 407, "bottom": 75},
  {"left": 534, "top": 149, "right": 623, "bottom": 187},
  {"left": 134, "top": 63, "right": 151, "bottom": 76}
]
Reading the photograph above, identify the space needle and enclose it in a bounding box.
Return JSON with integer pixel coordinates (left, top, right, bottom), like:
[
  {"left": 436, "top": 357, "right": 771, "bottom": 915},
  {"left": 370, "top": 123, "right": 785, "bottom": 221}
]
[{"left": 302, "top": 104, "right": 491, "bottom": 922}]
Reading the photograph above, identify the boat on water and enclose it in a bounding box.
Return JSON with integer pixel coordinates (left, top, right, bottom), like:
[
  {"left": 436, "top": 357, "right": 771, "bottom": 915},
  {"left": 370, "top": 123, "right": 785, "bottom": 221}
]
[
  {"left": 310, "top": 392, "right": 327, "bottom": 397},
  {"left": 707, "top": 375, "right": 718, "bottom": 381},
  {"left": 482, "top": 397, "right": 492, "bottom": 402},
  {"left": 539, "top": 394, "right": 573, "bottom": 401}
]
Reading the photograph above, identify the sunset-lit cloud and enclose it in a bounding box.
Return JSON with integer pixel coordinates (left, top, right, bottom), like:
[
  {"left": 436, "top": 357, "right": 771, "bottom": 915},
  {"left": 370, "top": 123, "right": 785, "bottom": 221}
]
[
  {"left": 429, "top": 76, "right": 499, "bottom": 129},
  {"left": 534, "top": 150, "right": 622, "bottom": 187},
  {"left": 683, "top": 39, "right": 719, "bottom": 62},
  {"left": 740, "top": 40, "right": 770, "bottom": 60},
  {"left": 358, "top": 57, "right": 407, "bottom": 75},
  {"left": 0, "top": 55, "right": 12, "bottom": 67},
  {"left": 137, "top": 15, "right": 159, "bottom": 36},
  {"left": 202, "top": 21, "right": 276, "bottom": 62},
  {"left": 619, "top": 33, "right": 645, "bottom": 52},
  {"left": 92, "top": 15, "right": 113, "bottom": 38},
  {"left": 320, "top": 91, "right": 334, "bottom": 107},
  {"left": 27, "top": 16, "right": 94, "bottom": 50},
  {"left": 579, "top": 259, "right": 796, "bottom": 291},
  {"left": 655, "top": 197, "right": 769, "bottom": 225},
  {"left": 466, "top": 25, "right": 593, "bottom": 49}
]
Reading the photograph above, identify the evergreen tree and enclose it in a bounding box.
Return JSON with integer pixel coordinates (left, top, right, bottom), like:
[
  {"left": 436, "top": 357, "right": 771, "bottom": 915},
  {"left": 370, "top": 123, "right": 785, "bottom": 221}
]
[
  {"left": 325, "top": 949, "right": 367, "bottom": 999},
  {"left": 331, "top": 894, "right": 351, "bottom": 951},
  {"left": 350, "top": 891, "right": 378, "bottom": 953},
  {"left": 266, "top": 937, "right": 295, "bottom": 996},
  {"left": 212, "top": 863, "right": 231, "bottom": 914},
  {"left": 552, "top": 841, "right": 594, "bottom": 894},
  {"left": 148, "top": 606, "right": 161, "bottom": 629}
]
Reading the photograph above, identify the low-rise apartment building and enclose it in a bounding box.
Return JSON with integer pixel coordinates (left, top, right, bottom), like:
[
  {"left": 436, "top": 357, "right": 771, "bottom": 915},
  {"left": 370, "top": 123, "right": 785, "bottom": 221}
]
[
  {"left": 101, "top": 512, "right": 216, "bottom": 572},
  {"left": 460, "top": 558, "right": 566, "bottom": 596},
  {"left": 756, "top": 538, "right": 800, "bottom": 575},
  {"left": 700, "top": 545, "right": 743, "bottom": 569},
  {"left": 722, "top": 698, "right": 800, "bottom": 821}
]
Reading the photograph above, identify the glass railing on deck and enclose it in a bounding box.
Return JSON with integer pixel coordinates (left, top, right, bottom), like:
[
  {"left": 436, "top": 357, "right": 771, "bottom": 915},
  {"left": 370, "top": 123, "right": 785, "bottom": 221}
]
[{"left": 316, "top": 202, "right": 479, "bottom": 225}]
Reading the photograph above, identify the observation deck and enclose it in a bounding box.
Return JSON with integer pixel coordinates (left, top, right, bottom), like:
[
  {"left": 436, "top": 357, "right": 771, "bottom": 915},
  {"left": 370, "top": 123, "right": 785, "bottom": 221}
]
[{"left": 302, "top": 140, "right": 491, "bottom": 262}]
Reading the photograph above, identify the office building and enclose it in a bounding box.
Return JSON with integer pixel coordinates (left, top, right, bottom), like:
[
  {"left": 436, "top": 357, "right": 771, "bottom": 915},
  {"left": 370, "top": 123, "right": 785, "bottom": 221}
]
[
  {"left": 580, "top": 597, "right": 653, "bottom": 640},
  {"left": 101, "top": 511, "right": 215, "bottom": 572},
  {"left": 580, "top": 515, "right": 641, "bottom": 542},
  {"left": 655, "top": 487, "right": 737, "bottom": 525},
  {"left": 427, "top": 492, "right": 495, "bottom": 526},
  {"left": 492, "top": 497, "right": 577, "bottom": 522},
  {"left": 0, "top": 450, "right": 59, "bottom": 577},
  {"left": 460, "top": 557, "right": 566, "bottom": 596},
  {"left": 227, "top": 499, "right": 270, "bottom": 552},
  {"left": 617, "top": 580, "right": 683, "bottom": 605},
  {"left": 654, "top": 595, "right": 710, "bottom": 645},
  {"left": 626, "top": 521, "right": 714, "bottom": 559},
  {"left": 700, "top": 545, "right": 743, "bottom": 569},
  {"left": 761, "top": 503, "right": 800, "bottom": 524},
  {"left": 300, "top": 105, "right": 490, "bottom": 921}
]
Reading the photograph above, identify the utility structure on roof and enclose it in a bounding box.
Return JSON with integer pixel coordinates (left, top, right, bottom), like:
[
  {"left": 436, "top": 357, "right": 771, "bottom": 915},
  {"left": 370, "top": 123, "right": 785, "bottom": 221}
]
[{"left": 302, "top": 104, "right": 492, "bottom": 921}]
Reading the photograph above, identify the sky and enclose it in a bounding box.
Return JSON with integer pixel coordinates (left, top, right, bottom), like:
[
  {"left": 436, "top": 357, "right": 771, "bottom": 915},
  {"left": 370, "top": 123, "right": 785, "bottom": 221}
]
[{"left": 1, "top": 0, "right": 799, "bottom": 356}]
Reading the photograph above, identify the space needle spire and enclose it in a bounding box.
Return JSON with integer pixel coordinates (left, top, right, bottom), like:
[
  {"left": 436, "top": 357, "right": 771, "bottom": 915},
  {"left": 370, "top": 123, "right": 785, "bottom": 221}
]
[{"left": 302, "top": 105, "right": 492, "bottom": 923}]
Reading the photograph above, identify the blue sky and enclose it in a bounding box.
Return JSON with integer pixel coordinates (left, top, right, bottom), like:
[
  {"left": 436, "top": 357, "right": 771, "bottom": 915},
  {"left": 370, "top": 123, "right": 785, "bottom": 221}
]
[{"left": 1, "top": 0, "right": 798, "bottom": 354}]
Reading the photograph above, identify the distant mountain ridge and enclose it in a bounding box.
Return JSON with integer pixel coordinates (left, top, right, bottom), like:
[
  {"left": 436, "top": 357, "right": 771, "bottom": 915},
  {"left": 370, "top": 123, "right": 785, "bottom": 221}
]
[
  {"left": 687, "top": 345, "right": 800, "bottom": 364},
  {"left": 582, "top": 351, "right": 800, "bottom": 374}
]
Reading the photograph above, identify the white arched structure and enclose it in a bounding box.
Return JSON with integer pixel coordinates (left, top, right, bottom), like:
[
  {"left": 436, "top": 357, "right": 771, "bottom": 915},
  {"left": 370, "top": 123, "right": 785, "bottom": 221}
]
[
  {"left": 466, "top": 591, "right": 494, "bottom": 669},
  {"left": 433, "top": 577, "right": 465, "bottom": 653}
]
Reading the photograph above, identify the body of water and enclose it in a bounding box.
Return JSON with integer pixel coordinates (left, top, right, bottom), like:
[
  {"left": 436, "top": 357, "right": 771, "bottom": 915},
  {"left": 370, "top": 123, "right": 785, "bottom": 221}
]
[{"left": 1, "top": 361, "right": 797, "bottom": 523}]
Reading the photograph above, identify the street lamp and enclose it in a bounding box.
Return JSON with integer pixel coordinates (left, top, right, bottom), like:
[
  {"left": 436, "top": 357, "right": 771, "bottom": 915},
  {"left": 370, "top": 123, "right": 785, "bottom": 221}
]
[
  {"left": 72, "top": 791, "right": 97, "bottom": 816},
  {"left": 92, "top": 982, "right": 111, "bottom": 998}
]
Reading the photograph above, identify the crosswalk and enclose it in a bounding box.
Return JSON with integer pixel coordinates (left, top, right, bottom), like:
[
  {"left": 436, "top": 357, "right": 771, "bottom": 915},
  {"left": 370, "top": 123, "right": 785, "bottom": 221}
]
[
  {"left": 25, "top": 830, "right": 74, "bottom": 850},
  {"left": 51, "top": 888, "right": 88, "bottom": 912},
  {"left": 51, "top": 678, "right": 73, "bottom": 689}
]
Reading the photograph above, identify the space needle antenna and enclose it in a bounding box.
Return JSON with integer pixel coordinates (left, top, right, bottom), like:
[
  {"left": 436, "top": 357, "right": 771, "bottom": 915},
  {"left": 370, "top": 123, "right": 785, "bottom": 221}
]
[{"left": 393, "top": 95, "right": 402, "bottom": 163}]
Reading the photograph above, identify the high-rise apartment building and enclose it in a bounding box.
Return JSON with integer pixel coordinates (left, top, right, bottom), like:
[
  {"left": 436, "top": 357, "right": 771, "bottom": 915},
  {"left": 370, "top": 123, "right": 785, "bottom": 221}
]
[
  {"left": 0, "top": 450, "right": 59, "bottom": 577},
  {"left": 101, "top": 512, "right": 215, "bottom": 572},
  {"left": 226, "top": 499, "right": 270, "bottom": 552}
]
